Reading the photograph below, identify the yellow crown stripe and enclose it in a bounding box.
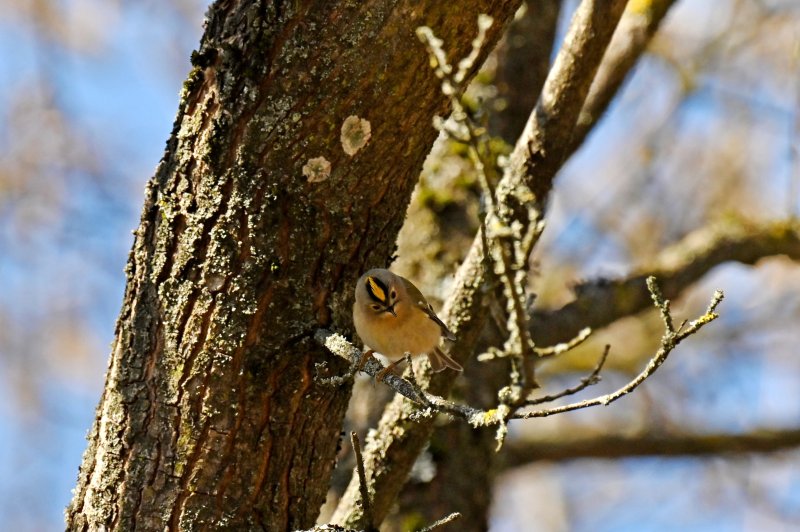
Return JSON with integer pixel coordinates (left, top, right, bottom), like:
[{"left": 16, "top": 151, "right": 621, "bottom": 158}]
[{"left": 366, "top": 276, "right": 386, "bottom": 303}]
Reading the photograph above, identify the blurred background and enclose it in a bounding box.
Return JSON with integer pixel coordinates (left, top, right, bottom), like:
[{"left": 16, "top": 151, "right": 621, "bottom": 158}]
[{"left": 1, "top": 0, "right": 799, "bottom": 530}]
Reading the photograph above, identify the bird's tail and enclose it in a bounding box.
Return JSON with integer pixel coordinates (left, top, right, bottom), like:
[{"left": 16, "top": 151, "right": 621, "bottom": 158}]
[{"left": 427, "top": 347, "right": 463, "bottom": 372}]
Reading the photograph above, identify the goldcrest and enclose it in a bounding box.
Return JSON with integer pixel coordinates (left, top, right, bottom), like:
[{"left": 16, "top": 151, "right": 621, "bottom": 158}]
[{"left": 353, "top": 268, "right": 462, "bottom": 377}]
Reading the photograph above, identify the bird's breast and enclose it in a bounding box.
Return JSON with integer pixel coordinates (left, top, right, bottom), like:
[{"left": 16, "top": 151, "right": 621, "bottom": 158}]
[{"left": 354, "top": 308, "right": 441, "bottom": 360}]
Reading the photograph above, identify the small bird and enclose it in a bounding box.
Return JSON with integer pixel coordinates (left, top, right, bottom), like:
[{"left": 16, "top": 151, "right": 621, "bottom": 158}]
[{"left": 353, "top": 268, "right": 462, "bottom": 379}]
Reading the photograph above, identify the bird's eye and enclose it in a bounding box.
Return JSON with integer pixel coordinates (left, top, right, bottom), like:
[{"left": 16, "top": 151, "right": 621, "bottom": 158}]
[
  {"left": 371, "top": 304, "right": 381, "bottom": 311},
  {"left": 390, "top": 290, "right": 396, "bottom": 300}
]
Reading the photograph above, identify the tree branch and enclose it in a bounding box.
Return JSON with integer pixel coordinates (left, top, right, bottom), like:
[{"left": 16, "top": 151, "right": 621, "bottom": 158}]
[
  {"left": 489, "top": 0, "right": 563, "bottom": 143},
  {"left": 400, "top": 2, "right": 685, "bottom": 525},
  {"left": 511, "top": 279, "right": 723, "bottom": 420},
  {"left": 570, "top": 0, "right": 678, "bottom": 151},
  {"left": 531, "top": 218, "right": 800, "bottom": 346},
  {"left": 523, "top": 344, "right": 608, "bottom": 406},
  {"left": 349, "top": 432, "right": 374, "bottom": 532},
  {"left": 501, "top": 429, "right": 800, "bottom": 466}
]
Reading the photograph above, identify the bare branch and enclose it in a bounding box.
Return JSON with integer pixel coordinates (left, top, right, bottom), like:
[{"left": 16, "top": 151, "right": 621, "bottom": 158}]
[
  {"left": 531, "top": 218, "right": 800, "bottom": 346},
  {"left": 524, "top": 344, "right": 609, "bottom": 406},
  {"left": 513, "top": 278, "right": 722, "bottom": 420},
  {"left": 533, "top": 326, "right": 592, "bottom": 357},
  {"left": 648, "top": 276, "right": 675, "bottom": 334},
  {"left": 419, "top": 512, "right": 463, "bottom": 532},
  {"left": 350, "top": 432, "right": 375, "bottom": 532},
  {"left": 506, "top": 0, "right": 628, "bottom": 194},
  {"left": 501, "top": 429, "right": 800, "bottom": 466},
  {"left": 570, "top": 0, "right": 678, "bottom": 152}
]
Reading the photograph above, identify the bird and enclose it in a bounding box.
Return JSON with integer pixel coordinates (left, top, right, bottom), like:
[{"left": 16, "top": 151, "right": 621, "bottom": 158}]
[{"left": 353, "top": 268, "right": 462, "bottom": 380}]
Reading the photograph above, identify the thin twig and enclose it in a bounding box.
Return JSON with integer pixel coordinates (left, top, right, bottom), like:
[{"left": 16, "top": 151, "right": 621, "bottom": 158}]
[
  {"left": 419, "top": 512, "right": 462, "bottom": 532},
  {"left": 513, "top": 278, "right": 723, "bottom": 419},
  {"left": 478, "top": 326, "right": 592, "bottom": 361},
  {"left": 350, "top": 432, "right": 374, "bottom": 531},
  {"left": 534, "top": 327, "right": 592, "bottom": 357},
  {"left": 418, "top": 15, "right": 543, "bottom": 396},
  {"left": 525, "top": 345, "right": 609, "bottom": 406},
  {"left": 648, "top": 276, "right": 674, "bottom": 333}
]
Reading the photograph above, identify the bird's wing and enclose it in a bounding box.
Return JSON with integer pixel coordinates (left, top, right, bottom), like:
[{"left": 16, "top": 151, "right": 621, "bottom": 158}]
[
  {"left": 418, "top": 302, "right": 457, "bottom": 341},
  {"left": 400, "top": 276, "right": 457, "bottom": 341}
]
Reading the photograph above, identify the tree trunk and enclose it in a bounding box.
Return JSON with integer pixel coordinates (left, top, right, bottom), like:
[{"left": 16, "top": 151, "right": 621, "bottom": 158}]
[{"left": 66, "top": 1, "right": 520, "bottom": 530}]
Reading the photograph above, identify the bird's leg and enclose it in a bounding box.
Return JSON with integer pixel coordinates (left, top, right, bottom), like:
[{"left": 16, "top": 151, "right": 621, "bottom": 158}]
[
  {"left": 356, "top": 349, "right": 375, "bottom": 373},
  {"left": 402, "top": 353, "right": 419, "bottom": 387},
  {"left": 376, "top": 356, "right": 407, "bottom": 382}
]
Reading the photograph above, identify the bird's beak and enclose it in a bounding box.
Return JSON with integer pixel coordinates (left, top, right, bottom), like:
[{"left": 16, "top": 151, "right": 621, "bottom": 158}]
[{"left": 387, "top": 306, "right": 397, "bottom": 317}]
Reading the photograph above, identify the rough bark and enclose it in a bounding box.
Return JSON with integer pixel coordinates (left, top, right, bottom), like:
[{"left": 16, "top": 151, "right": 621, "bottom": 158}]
[{"left": 66, "top": 1, "right": 521, "bottom": 530}]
